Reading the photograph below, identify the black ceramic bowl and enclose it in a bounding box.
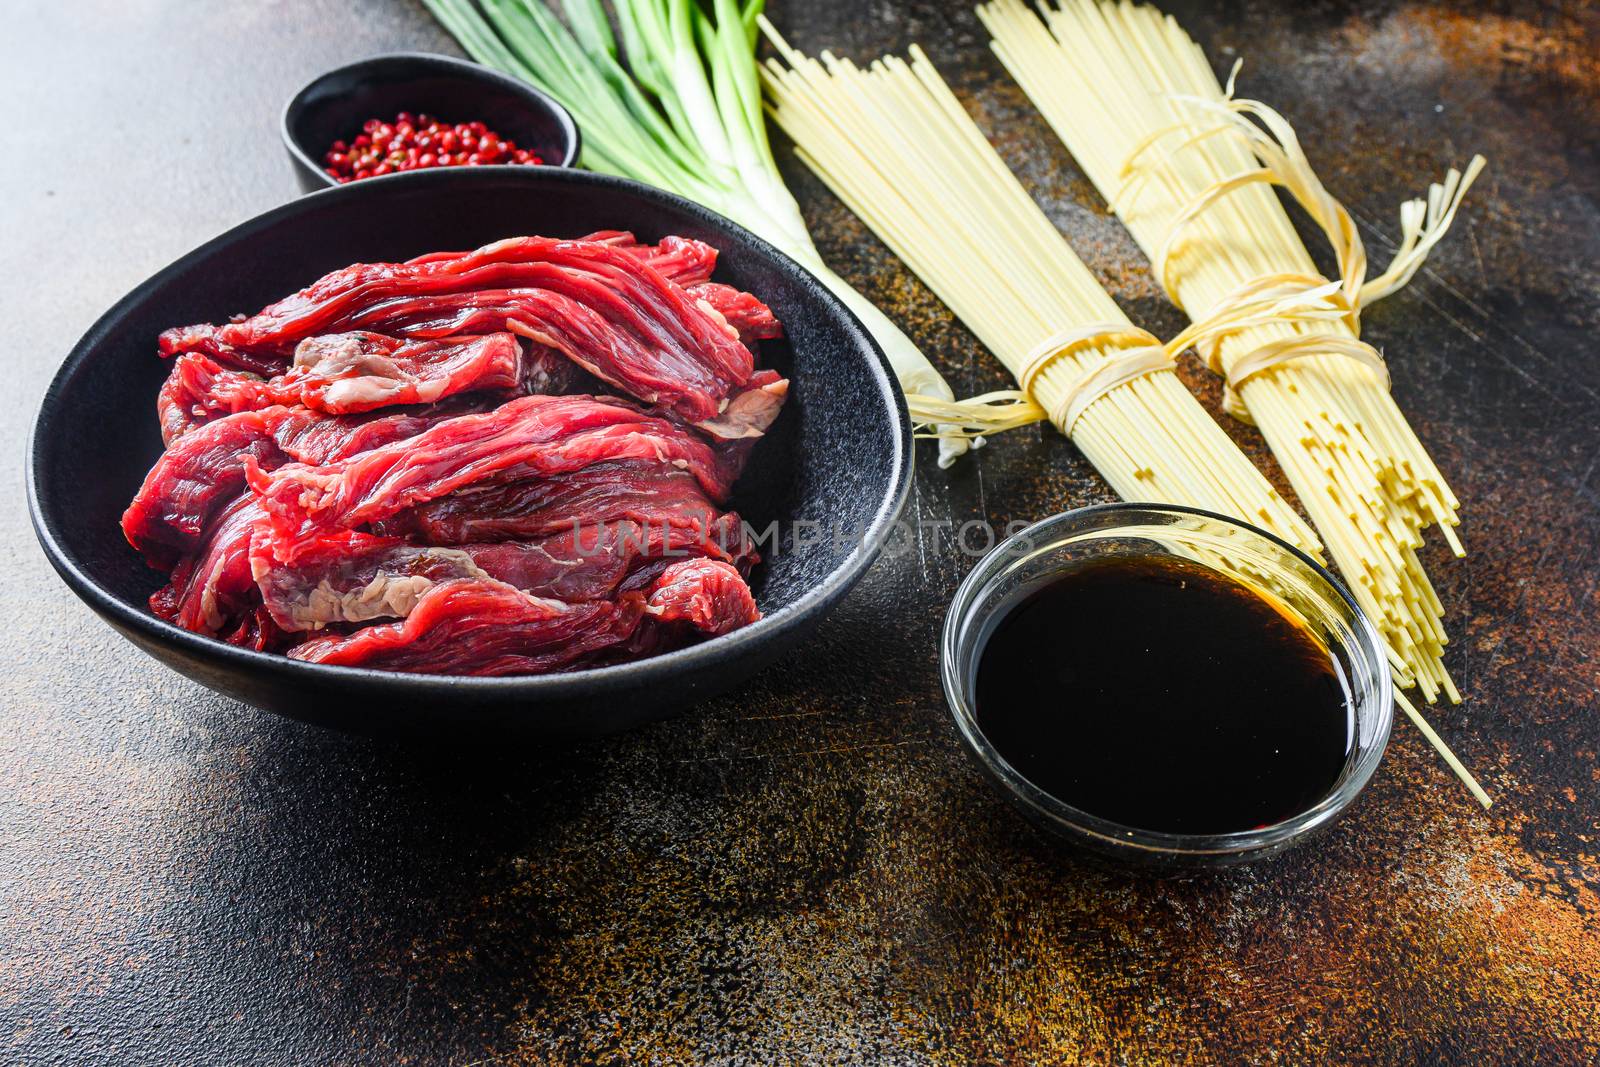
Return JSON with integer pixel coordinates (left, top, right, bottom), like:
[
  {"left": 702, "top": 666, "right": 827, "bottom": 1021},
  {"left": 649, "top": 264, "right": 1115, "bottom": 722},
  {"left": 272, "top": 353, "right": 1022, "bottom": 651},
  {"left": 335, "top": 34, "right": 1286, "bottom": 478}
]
[
  {"left": 282, "top": 52, "right": 580, "bottom": 193},
  {"left": 29, "top": 168, "right": 912, "bottom": 735}
]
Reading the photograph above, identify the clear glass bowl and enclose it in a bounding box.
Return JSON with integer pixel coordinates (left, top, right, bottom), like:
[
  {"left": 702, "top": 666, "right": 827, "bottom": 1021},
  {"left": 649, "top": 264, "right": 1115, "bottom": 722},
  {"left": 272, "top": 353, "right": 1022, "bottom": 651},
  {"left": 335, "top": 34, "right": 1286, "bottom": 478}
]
[{"left": 940, "top": 503, "right": 1393, "bottom": 868}]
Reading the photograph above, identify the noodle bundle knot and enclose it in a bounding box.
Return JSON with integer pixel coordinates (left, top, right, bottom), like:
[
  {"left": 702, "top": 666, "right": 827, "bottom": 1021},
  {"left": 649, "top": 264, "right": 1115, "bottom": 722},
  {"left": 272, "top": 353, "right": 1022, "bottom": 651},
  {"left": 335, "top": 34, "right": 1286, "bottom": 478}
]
[
  {"left": 1016, "top": 324, "right": 1172, "bottom": 434},
  {"left": 1119, "top": 80, "right": 1485, "bottom": 424}
]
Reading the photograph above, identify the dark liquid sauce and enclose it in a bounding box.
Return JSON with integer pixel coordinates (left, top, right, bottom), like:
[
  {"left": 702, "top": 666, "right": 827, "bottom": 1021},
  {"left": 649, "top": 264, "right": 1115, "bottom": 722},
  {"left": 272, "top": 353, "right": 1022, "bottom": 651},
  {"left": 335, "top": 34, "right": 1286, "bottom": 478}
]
[{"left": 974, "top": 554, "right": 1354, "bottom": 835}]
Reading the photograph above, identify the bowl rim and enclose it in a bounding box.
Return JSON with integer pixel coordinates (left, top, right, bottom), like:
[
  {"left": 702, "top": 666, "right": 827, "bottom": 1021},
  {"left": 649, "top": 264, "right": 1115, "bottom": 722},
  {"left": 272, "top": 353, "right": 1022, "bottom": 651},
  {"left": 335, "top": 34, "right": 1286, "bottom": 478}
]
[
  {"left": 280, "top": 50, "right": 583, "bottom": 185},
  {"left": 27, "top": 166, "right": 913, "bottom": 699},
  {"left": 940, "top": 501, "right": 1395, "bottom": 860}
]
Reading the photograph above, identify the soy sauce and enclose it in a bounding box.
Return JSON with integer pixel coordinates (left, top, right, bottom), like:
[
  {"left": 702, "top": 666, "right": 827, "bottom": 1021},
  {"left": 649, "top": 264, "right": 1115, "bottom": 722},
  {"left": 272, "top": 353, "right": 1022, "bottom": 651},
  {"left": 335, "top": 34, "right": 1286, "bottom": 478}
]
[{"left": 974, "top": 554, "right": 1353, "bottom": 835}]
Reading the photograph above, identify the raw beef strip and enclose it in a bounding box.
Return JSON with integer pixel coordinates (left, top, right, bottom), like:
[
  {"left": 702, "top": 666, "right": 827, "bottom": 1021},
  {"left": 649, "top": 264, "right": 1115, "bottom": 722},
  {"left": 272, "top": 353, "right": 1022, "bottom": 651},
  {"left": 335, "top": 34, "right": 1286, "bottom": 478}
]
[
  {"left": 337, "top": 285, "right": 761, "bottom": 432},
  {"left": 697, "top": 368, "right": 787, "bottom": 442},
  {"left": 285, "top": 557, "right": 759, "bottom": 676},
  {"left": 375, "top": 460, "right": 738, "bottom": 545},
  {"left": 402, "top": 231, "right": 719, "bottom": 287},
  {"left": 156, "top": 324, "right": 287, "bottom": 376},
  {"left": 157, "top": 333, "right": 519, "bottom": 439},
  {"left": 461, "top": 522, "right": 752, "bottom": 596},
  {"left": 148, "top": 495, "right": 264, "bottom": 635},
  {"left": 252, "top": 529, "right": 489, "bottom": 632},
  {"left": 565, "top": 235, "right": 779, "bottom": 347},
  {"left": 157, "top": 237, "right": 780, "bottom": 434},
  {"left": 584, "top": 560, "right": 762, "bottom": 666},
  {"left": 262, "top": 331, "right": 521, "bottom": 412},
  {"left": 247, "top": 394, "right": 737, "bottom": 566},
  {"left": 128, "top": 398, "right": 496, "bottom": 566},
  {"left": 158, "top": 354, "right": 226, "bottom": 444},
  {"left": 354, "top": 289, "right": 784, "bottom": 437},
  {"left": 222, "top": 606, "right": 295, "bottom": 652},
  {"left": 202, "top": 333, "right": 517, "bottom": 416},
  {"left": 122, "top": 407, "right": 296, "bottom": 565},
  {"left": 595, "top": 232, "right": 718, "bottom": 285},
  {"left": 285, "top": 579, "right": 650, "bottom": 675},
  {"left": 273, "top": 396, "right": 492, "bottom": 464},
  {"left": 643, "top": 559, "right": 761, "bottom": 635},
  {"left": 687, "top": 283, "right": 783, "bottom": 348},
  {"left": 254, "top": 518, "right": 752, "bottom": 632},
  {"left": 193, "top": 238, "right": 733, "bottom": 353},
  {"left": 125, "top": 400, "right": 491, "bottom": 562}
]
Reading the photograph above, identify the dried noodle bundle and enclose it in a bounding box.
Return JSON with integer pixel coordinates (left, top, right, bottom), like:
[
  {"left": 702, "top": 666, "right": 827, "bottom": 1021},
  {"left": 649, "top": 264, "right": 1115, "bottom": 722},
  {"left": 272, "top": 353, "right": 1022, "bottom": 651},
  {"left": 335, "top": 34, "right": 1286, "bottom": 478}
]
[{"left": 760, "top": 28, "right": 1320, "bottom": 555}]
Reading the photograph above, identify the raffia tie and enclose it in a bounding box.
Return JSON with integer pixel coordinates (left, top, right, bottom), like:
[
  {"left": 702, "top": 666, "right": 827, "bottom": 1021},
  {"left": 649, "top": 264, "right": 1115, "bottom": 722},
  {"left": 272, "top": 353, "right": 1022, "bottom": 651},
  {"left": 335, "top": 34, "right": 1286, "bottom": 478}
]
[
  {"left": 1017, "top": 323, "right": 1172, "bottom": 435},
  {"left": 1117, "top": 71, "right": 1485, "bottom": 423},
  {"left": 1167, "top": 272, "right": 1391, "bottom": 422}
]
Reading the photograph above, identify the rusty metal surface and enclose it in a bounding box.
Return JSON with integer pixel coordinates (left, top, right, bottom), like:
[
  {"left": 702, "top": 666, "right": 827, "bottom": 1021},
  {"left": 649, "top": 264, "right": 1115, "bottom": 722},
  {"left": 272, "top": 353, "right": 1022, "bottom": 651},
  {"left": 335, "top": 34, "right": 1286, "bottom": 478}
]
[{"left": 2, "top": 0, "right": 1596, "bottom": 1063}]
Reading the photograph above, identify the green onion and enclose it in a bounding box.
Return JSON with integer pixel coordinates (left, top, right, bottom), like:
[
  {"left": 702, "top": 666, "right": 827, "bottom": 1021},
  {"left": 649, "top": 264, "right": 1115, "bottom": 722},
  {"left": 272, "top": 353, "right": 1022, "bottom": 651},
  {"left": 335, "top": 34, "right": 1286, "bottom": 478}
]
[{"left": 422, "top": 0, "right": 970, "bottom": 465}]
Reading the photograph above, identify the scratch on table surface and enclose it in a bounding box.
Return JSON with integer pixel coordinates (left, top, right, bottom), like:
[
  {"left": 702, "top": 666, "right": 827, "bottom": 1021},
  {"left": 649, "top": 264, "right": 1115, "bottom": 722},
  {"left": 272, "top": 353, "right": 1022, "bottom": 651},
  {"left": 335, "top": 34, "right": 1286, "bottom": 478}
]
[
  {"left": 975, "top": 450, "right": 987, "bottom": 519},
  {"left": 1468, "top": 225, "right": 1488, "bottom": 289},
  {"left": 1406, "top": 283, "right": 1486, "bottom": 345},
  {"left": 1574, "top": 447, "right": 1600, "bottom": 497},
  {"left": 1575, "top": 478, "right": 1600, "bottom": 516},
  {"left": 1574, "top": 564, "right": 1600, "bottom": 619},
  {"left": 1404, "top": 285, "right": 1565, "bottom": 403},
  {"left": 1428, "top": 280, "right": 1600, "bottom": 406},
  {"left": 671, "top": 740, "right": 925, "bottom": 765},
  {"left": 390, "top": 980, "right": 413, "bottom": 1028},
  {"left": 913, "top": 479, "right": 928, "bottom": 580},
  {"left": 741, "top": 709, "right": 835, "bottom": 722}
]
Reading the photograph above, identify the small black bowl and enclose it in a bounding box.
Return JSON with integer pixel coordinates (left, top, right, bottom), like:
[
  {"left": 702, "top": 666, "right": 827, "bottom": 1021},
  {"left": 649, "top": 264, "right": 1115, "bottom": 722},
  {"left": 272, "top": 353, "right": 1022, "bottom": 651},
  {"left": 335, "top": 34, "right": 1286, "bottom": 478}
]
[
  {"left": 29, "top": 168, "right": 912, "bottom": 736},
  {"left": 282, "top": 52, "right": 580, "bottom": 192}
]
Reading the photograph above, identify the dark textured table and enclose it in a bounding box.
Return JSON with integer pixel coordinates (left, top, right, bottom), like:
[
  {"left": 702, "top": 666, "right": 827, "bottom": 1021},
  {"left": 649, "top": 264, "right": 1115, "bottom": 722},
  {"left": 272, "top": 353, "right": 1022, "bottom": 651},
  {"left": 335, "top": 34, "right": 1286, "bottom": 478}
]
[{"left": 5, "top": 1, "right": 1597, "bottom": 1063}]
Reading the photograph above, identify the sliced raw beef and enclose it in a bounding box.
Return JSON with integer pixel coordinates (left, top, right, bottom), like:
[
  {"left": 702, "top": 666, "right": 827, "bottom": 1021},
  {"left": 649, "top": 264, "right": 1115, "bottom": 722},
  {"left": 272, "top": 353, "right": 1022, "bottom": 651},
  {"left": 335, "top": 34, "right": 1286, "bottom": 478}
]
[
  {"left": 375, "top": 460, "right": 736, "bottom": 545},
  {"left": 130, "top": 232, "right": 778, "bottom": 676},
  {"left": 687, "top": 283, "right": 783, "bottom": 348},
  {"left": 286, "top": 559, "right": 759, "bottom": 675},
  {"left": 644, "top": 559, "right": 761, "bottom": 636},
  {"left": 395, "top": 291, "right": 784, "bottom": 438},
  {"left": 285, "top": 578, "right": 650, "bottom": 675},
  {"left": 149, "top": 495, "right": 265, "bottom": 636},
  {"left": 586, "top": 559, "right": 763, "bottom": 664},
  {"left": 585, "top": 231, "right": 719, "bottom": 285},
  {"left": 274, "top": 396, "right": 491, "bottom": 464},
  {"left": 247, "top": 394, "right": 737, "bottom": 566},
  {"left": 222, "top": 606, "right": 295, "bottom": 652},
  {"left": 252, "top": 529, "right": 488, "bottom": 632},
  {"left": 157, "top": 354, "right": 226, "bottom": 444},
  {"left": 140, "top": 399, "right": 503, "bottom": 636},
  {"left": 190, "top": 237, "right": 735, "bottom": 353},
  {"left": 254, "top": 518, "right": 753, "bottom": 632},
  {"left": 697, "top": 368, "right": 787, "bottom": 441},
  {"left": 156, "top": 323, "right": 287, "bottom": 376},
  {"left": 511, "top": 235, "right": 773, "bottom": 346},
  {"left": 123, "top": 407, "right": 297, "bottom": 565},
  {"left": 407, "top": 231, "right": 720, "bottom": 287},
  {"left": 157, "top": 334, "right": 519, "bottom": 441},
  {"left": 280, "top": 332, "right": 505, "bottom": 413},
  {"left": 157, "top": 236, "right": 783, "bottom": 436},
  {"left": 124, "top": 400, "right": 493, "bottom": 562}
]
